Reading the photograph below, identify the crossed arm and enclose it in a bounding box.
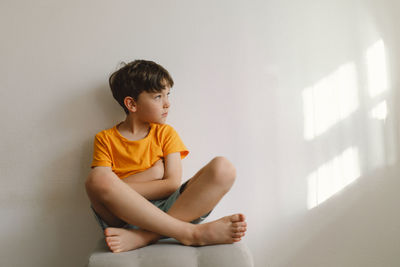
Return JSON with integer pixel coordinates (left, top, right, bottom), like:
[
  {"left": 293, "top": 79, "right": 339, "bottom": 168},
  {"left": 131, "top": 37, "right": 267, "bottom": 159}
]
[{"left": 119, "top": 152, "right": 183, "bottom": 200}]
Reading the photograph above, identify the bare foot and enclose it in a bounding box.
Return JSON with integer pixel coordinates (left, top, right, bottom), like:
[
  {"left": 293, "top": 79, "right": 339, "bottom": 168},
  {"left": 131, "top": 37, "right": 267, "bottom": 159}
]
[
  {"left": 104, "top": 227, "right": 160, "bottom": 253},
  {"left": 185, "top": 214, "right": 247, "bottom": 246}
]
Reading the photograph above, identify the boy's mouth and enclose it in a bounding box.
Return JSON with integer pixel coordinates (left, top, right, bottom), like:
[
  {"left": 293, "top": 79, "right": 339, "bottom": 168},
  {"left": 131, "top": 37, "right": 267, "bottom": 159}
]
[{"left": 162, "top": 112, "right": 168, "bottom": 117}]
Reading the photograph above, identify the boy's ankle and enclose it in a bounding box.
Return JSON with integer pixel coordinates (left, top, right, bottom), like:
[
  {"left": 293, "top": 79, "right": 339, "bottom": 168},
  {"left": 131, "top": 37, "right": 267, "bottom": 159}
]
[{"left": 177, "top": 223, "right": 198, "bottom": 246}]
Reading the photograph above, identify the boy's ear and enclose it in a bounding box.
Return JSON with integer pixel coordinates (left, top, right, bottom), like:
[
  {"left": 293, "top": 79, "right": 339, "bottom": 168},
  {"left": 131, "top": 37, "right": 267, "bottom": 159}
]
[{"left": 124, "top": 96, "right": 137, "bottom": 113}]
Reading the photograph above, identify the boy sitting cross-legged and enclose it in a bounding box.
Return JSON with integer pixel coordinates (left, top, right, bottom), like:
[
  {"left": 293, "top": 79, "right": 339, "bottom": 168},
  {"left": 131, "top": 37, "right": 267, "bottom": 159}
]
[{"left": 85, "top": 59, "right": 247, "bottom": 253}]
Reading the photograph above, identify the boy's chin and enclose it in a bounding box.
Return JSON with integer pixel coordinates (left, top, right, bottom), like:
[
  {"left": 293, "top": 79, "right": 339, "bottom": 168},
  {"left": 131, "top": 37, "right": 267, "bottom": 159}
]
[{"left": 151, "top": 118, "right": 167, "bottom": 124}]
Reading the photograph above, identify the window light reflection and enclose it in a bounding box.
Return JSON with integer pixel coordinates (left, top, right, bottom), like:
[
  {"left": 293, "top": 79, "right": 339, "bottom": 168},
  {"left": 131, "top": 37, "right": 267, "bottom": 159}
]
[
  {"left": 367, "top": 40, "right": 388, "bottom": 98},
  {"left": 307, "top": 147, "right": 361, "bottom": 209},
  {"left": 303, "top": 62, "right": 359, "bottom": 140}
]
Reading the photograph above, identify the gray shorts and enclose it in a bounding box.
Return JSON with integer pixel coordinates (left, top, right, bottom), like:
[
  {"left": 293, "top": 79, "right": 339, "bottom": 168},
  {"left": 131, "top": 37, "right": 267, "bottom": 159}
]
[{"left": 91, "top": 180, "right": 211, "bottom": 231}]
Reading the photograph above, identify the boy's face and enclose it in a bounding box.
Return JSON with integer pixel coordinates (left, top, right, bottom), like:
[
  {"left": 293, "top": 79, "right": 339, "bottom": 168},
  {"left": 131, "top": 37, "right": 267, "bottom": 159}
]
[{"left": 131, "top": 86, "right": 171, "bottom": 124}]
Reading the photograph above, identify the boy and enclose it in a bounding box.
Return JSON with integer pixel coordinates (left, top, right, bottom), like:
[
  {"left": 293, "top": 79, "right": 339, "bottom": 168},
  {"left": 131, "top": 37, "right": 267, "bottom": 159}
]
[{"left": 85, "top": 59, "right": 247, "bottom": 253}]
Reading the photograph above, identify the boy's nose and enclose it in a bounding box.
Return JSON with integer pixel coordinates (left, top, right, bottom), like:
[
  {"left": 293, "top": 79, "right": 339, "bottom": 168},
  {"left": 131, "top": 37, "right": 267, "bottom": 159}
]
[{"left": 164, "top": 98, "right": 170, "bottom": 108}]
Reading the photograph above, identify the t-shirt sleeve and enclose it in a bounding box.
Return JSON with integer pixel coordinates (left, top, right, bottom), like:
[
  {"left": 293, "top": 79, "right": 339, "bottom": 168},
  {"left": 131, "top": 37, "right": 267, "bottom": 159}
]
[
  {"left": 162, "top": 125, "right": 189, "bottom": 159},
  {"left": 91, "top": 133, "right": 112, "bottom": 168}
]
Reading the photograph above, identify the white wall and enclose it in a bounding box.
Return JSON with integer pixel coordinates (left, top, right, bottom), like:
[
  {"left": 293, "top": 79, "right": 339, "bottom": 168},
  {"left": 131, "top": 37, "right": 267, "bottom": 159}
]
[{"left": 1, "top": 0, "right": 399, "bottom": 266}]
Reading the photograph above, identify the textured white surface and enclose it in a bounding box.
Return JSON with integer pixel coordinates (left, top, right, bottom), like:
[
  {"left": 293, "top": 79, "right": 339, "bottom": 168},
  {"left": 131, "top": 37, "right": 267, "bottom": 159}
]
[{"left": 88, "top": 239, "right": 254, "bottom": 267}]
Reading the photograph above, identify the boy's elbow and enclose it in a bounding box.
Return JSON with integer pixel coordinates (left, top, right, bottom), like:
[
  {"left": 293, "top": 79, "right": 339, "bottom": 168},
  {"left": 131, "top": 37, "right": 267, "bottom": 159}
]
[{"left": 165, "top": 176, "right": 181, "bottom": 194}]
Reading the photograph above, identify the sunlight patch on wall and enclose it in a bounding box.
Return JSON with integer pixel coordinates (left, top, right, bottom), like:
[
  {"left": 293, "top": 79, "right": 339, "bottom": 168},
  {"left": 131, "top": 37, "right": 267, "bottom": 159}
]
[
  {"left": 303, "top": 62, "right": 359, "bottom": 141},
  {"left": 370, "top": 100, "right": 388, "bottom": 121},
  {"left": 307, "top": 147, "right": 361, "bottom": 209},
  {"left": 367, "top": 40, "right": 388, "bottom": 98}
]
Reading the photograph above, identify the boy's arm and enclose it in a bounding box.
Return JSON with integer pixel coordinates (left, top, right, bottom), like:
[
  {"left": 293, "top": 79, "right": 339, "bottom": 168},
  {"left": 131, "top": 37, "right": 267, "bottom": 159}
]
[
  {"left": 123, "top": 152, "right": 182, "bottom": 200},
  {"left": 123, "top": 159, "right": 164, "bottom": 183}
]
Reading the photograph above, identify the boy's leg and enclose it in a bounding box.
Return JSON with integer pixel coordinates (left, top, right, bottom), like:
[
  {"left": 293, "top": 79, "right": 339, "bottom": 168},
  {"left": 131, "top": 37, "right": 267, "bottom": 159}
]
[
  {"left": 104, "top": 157, "right": 247, "bottom": 252},
  {"left": 86, "top": 165, "right": 246, "bottom": 252},
  {"left": 86, "top": 168, "right": 193, "bottom": 242},
  {"left": 167, "top": 156, "right": 238, "bottom": 221}
]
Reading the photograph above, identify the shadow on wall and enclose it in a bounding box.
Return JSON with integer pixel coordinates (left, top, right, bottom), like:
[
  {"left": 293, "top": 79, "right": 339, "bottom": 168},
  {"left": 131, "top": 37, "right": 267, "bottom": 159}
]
[{"left": 34, "top": 84, "right": 122, "bottom": 267}]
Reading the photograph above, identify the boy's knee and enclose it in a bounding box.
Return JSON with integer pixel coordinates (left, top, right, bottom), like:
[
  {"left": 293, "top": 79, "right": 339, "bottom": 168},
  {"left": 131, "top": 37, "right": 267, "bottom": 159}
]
[
  {"left": 208, "top": 156, "right": 236, "bottom": 186},
  {"left": 85, "top": 169, "right": 116, "bottom": 196}
]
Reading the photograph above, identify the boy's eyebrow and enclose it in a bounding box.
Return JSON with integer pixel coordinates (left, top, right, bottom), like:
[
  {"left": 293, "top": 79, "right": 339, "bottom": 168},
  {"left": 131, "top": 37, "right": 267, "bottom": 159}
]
[
  {"left": 153, "top": 89, "right": 171, "bottom": 95},
  {"left": 160, "top": 88, "right": 171, "bottom": 94}
]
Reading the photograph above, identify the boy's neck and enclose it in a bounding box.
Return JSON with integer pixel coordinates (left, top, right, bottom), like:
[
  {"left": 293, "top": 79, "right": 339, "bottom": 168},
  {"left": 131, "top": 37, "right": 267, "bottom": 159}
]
[{"left": 118, "top": 115, "right": 150, "bottom": 138}]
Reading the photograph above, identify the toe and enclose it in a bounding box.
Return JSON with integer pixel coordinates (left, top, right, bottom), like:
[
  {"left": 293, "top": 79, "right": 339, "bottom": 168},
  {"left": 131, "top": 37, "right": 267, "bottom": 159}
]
[
  {"left": 232, "top": 227, "right": 241, "bottom": 233},
  {"left": 106, "top": 240, "right": 122, "bottom": 252},
  {"left": 232, "top": 221, "right": 247, "bottom": 228},
  {"left": 230, "top": 213, "right": 246, "bottom": 223},
  {"left": 104, "top": 227, "right": 119, "bottom": 237},
  {"left": 105, "top": 227, "right": 125, "bottom": 237},
  {"left": 110, "top": 245, "right": 122, "bottom": 253},
  {"left": 106, "top": 236, "right": 119, "bottom": 243},
  {"left": 232, "top": 232, "right": 243, "bottom": 238},
  {"left": 229, "top": 214, "right": 239, "bottom": 223},
  {"left": 234, "top": 231, "right": 246, "bottom": 237},
  {"left": 106, "top": 239, "right": 119, "bottom": 248},
  {"left": 230, "top": 214, "right": 243, "bottom": 223},
  {"left": 232, "top": 226, "right": 246, "bottom": 233},
  {"left": 107, "top": 240, "right": 120, "bottom": 247}
]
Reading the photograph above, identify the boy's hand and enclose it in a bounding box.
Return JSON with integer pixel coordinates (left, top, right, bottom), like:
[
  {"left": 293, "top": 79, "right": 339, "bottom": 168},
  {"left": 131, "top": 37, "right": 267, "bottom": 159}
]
[{"left": 152, "top": 158, "right": 165, "bottom": 180}]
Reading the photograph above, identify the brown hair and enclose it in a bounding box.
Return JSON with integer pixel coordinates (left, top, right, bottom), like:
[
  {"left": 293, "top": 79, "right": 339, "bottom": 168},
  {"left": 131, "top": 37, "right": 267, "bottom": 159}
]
[{"left": 109, "top": 60, "right": 174, "bottom": 114}]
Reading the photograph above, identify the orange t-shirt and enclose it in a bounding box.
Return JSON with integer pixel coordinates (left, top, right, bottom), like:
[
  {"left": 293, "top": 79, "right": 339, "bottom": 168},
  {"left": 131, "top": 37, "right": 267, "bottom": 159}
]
[{"left": 91, "top": 122, "right": 189, "bottom": 179}]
